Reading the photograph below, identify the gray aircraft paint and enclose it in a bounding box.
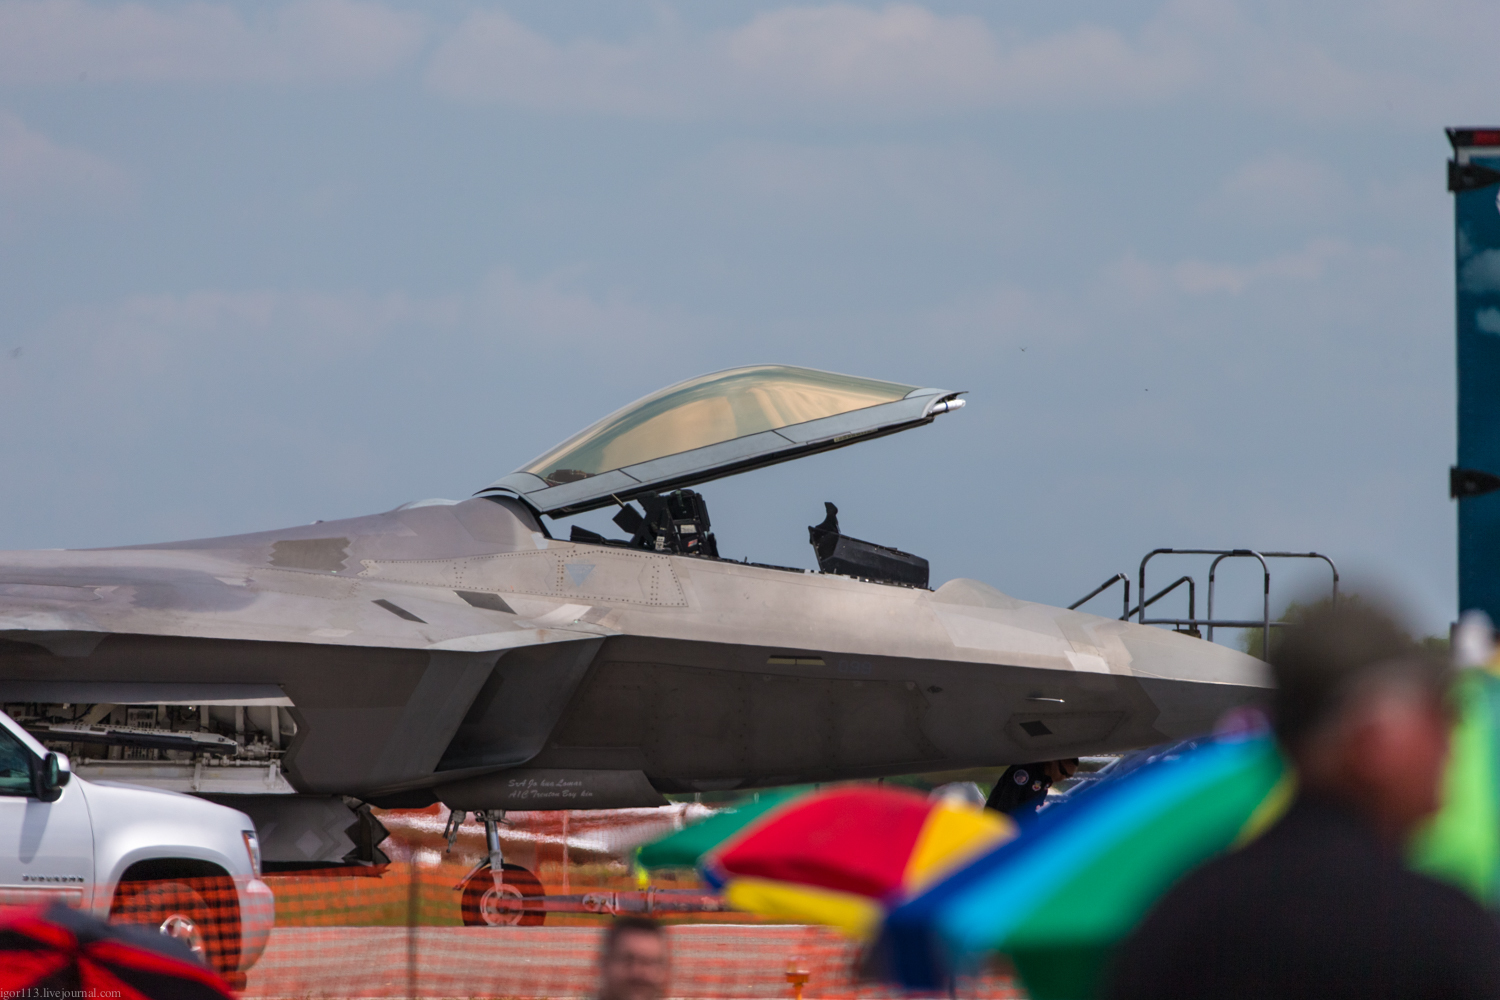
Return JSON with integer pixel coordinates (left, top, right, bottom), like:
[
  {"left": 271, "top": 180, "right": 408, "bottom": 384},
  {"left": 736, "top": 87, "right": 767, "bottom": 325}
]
[{"left": 0, "top": 367, "right": 1268, "bottom": 811}]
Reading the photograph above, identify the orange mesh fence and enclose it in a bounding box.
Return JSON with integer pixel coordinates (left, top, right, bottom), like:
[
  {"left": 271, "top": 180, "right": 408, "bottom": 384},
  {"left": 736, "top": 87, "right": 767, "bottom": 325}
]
[
  {"left": 7, "top": 868, "right": 1022, "bottom": 998},
  {"left": 245, "top": 921, "right": 1021, "bottom": 999},
  {"left": 9, "top": 802, "right": 1024, "bottom": 998},
  {"left": 246, "top": 867, "right": 1023, "bottom": 998},
  {"left": 107, "top": 873, "right": 246, "bottom": 985}
]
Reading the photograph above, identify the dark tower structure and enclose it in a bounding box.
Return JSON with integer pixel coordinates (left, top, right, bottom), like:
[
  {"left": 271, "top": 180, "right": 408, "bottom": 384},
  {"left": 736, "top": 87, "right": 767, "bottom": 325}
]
[{"left": 1449, "top": 129, "right": 1500, "bottom": 619}]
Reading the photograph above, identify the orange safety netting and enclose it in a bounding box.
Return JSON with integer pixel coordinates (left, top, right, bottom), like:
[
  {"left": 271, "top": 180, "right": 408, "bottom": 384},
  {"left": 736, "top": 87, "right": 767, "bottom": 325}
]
[
  {"left": 6, "top": 804, "right": 1025, "bottom": 998},
  {"left": 252, "top": 867, "right": 1024, "bottom": 998},
  {"left": 8, "top": 868, "right": 1022, "bottom": 998}
]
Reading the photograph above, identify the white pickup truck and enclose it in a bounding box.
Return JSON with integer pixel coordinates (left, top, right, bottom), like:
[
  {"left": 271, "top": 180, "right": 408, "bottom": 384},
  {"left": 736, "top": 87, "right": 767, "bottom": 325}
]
[{"left": 0, "top": 709, "right": 274, "bottom": 986}]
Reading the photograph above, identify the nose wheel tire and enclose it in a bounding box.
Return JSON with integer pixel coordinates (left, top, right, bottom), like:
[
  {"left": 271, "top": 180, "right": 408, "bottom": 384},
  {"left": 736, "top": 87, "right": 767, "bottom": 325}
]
[
  {"left": 460, "top": 863, "right": 546, "bottom": 926},
  {"left": 111, "top": 877, "right": 240, "bottom": 979}
]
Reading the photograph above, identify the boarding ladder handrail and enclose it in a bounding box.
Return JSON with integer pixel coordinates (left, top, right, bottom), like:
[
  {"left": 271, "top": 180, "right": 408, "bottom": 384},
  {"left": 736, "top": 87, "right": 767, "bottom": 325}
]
[{"left": 1134, "top": 549, "right": 1339, "bottom": 649}]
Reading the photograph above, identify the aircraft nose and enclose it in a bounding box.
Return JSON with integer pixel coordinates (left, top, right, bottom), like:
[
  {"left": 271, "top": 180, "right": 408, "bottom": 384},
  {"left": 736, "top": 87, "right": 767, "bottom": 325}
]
[
  {"left": 1110, "top": 622, "right": 1271, "bottom": 739},
  {"left": 1117, "top": 621, "right": 1271, "bottom": 688}
]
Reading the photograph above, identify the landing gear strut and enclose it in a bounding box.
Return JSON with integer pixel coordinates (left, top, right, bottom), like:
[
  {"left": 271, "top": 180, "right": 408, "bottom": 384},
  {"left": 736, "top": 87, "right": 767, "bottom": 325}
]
[{"left": 454, "top": 809, "right": 546, "bottom": 926}]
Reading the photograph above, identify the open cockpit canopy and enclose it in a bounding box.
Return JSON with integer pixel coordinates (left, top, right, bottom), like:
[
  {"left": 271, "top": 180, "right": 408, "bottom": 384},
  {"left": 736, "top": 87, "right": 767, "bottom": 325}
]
[{"left": 481, "top": 365, "right": 963, "bottom": 515}]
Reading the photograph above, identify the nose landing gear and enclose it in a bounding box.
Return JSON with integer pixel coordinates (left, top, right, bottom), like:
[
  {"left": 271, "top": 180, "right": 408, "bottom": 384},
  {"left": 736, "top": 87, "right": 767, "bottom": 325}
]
[
  {"left": 460, "top": 862, "right": 546, "bottom": 926},
  {"left": 454, "top": 809, "right": 547, "bottom": 926}
]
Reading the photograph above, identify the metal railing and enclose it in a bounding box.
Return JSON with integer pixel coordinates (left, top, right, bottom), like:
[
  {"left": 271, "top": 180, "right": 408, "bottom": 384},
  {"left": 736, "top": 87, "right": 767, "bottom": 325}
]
[
  {"left": 1127, "top": 574, "right": 1196, "bottom": 628},
  {"left": 1136, "top": 549, "right": 1339, "bottom": 649},
  {"left": 1069, "top": 573, "right": 1130, "bottom": 619},
  {"left": 1070, "top": 572, "right": 1198, "bottom": 629},
  {"left": 1071, "top": 549, "right": 1340, "bottom": 651}
]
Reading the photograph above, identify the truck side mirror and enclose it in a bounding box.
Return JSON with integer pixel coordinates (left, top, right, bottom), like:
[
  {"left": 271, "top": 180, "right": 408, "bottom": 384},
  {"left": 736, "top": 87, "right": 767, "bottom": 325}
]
[{"left": 32, "top": 751, "right": 69, "bottom": 802}]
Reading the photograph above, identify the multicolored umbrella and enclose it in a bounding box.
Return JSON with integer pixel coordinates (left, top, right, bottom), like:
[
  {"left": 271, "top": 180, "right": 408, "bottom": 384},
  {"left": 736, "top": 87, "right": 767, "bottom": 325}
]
[
  {"left": 881, "top": 734, "right": 1286, "bottom": 999},
  {"left": 638, "top": 787, "right": 806, "bottom": 870},
  {"left": 0, "top": 901, "right": 236, "bottom": 1000},
  {"left": 639, "top": 785, "right": 1016, "bottom": 938},
  {"left": 882, "top": 674, "right": 1500, "bottom": 1000}
]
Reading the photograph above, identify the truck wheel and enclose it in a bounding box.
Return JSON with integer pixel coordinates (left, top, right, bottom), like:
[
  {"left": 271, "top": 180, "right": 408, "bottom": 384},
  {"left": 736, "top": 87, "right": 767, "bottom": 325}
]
[
  {"left": 112, "top": 878, "right": 241, "bottom": 981},
  {"left": 460, "top": 863, "right": 546, "bottom": 926}
]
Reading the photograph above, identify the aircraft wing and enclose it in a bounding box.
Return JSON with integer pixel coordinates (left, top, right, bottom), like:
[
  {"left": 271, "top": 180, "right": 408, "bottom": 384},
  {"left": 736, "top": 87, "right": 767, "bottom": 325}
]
[{"left": 0, "top": 547, "right": 608, "bottom": 657}]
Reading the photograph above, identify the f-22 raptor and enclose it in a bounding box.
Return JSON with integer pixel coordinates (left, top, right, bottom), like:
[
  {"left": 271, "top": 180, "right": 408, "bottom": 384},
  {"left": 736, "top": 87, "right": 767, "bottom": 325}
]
[{"left": 0, "top": 365, "right": 1265, "bottom": 892}]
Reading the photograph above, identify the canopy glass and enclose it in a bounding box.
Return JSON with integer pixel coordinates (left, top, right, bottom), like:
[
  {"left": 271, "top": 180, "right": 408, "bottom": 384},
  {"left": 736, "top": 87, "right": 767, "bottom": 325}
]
[{"left": 522, "top": 366, "right": 918, "bottom": 487}]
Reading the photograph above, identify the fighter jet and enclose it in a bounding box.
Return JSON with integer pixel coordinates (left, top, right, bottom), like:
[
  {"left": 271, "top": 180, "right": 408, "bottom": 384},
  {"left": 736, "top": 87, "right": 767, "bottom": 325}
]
[{"left": 0, "top": 365, "right": 1265, "bottom": 874}]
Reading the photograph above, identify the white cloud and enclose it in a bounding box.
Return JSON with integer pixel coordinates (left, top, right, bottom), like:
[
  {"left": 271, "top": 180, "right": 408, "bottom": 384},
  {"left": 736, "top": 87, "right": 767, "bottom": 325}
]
[
  {"left": 426, "top": 3, "right": 1197, "bottom": 118},
  {"left": 0, "top": 271, "right": 701, "bottom": 510},
  {"left": 11, "top": 268, "right": 684, "bottom": 395},
  {"left": 22, "top": 288, "right": 460, "bottom": 390},
  {"left": 0, "top": 0, "right": 1489, "bottom": 129},
  {"left": 0, "top": 0, "right": 1489, "bottom": 126},
  {"left": 424, "top": 9, "right": 684, "bottom": 116},
  {"left": 723, "top": 4, "right": 1000, "bottom": 104},
  {"left": 1160, "top": 0, "right": 1500, "bottom": 124},
  {"left": 672, "top": 140, "right": 1046, "bottom": 236},
  {"left": 0, "top": 0, "right": 424, "bottom": 85},
  {"left": 720, "top": 4, "right": 1192, "bottom": 111},
  {"left": 1106, "top": 238, "right": 1356, "bottom": 299},
  {"left": 421, "top": 0, "right": 1500, "bottom": 125},
  {"left": 472, "top": 267, "right": 693, "bottom": 350},
  {"left": 0, "top": 110, "right": 131, "bottom": 215},
  {"left": 1202, "top": 153, "right": 1348, "bottom": 225}
]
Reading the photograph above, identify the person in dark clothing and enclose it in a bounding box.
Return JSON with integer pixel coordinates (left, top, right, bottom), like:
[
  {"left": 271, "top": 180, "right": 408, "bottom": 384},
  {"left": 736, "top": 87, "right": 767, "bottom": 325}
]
[
  {"left": 985, "top": 759, "right": 1078, "bottom": 817},
  {"left": 1109, "top": 603, "right": 1500, "bottom": 1000}
]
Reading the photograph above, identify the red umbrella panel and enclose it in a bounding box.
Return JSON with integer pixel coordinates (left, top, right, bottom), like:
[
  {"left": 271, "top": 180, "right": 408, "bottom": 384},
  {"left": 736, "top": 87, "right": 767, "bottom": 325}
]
[
  {"left": 0, "top": 902, "right": 236, "bottom": 1000},
  {"left": 700, "top": 785, "right": 1015, "bottom": 937}
]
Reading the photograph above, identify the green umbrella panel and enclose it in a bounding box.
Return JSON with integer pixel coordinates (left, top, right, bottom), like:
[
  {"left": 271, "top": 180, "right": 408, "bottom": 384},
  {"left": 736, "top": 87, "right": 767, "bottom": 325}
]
[{"left": 1410, "top": 668, "right": 1500, "bottom": 905}]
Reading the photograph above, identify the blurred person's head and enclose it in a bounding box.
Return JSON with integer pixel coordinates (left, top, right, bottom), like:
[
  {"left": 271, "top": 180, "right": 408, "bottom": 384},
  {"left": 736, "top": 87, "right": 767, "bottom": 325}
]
[
  {"left": 1269, "top": 601, "right": 1453, "bottom": 841},
  {"left": 598, "top": 916, "right": 668, "bottom": 1000},
  {"left": 1043, "top": 759, "right": 1079, "bottom": 782}
]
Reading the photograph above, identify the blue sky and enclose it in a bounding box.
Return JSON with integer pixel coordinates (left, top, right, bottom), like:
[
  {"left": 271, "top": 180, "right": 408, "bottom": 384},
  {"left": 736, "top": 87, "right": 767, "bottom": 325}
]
[{"left": 0, "top": 0, "right": 1490, "bottom": 639}]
